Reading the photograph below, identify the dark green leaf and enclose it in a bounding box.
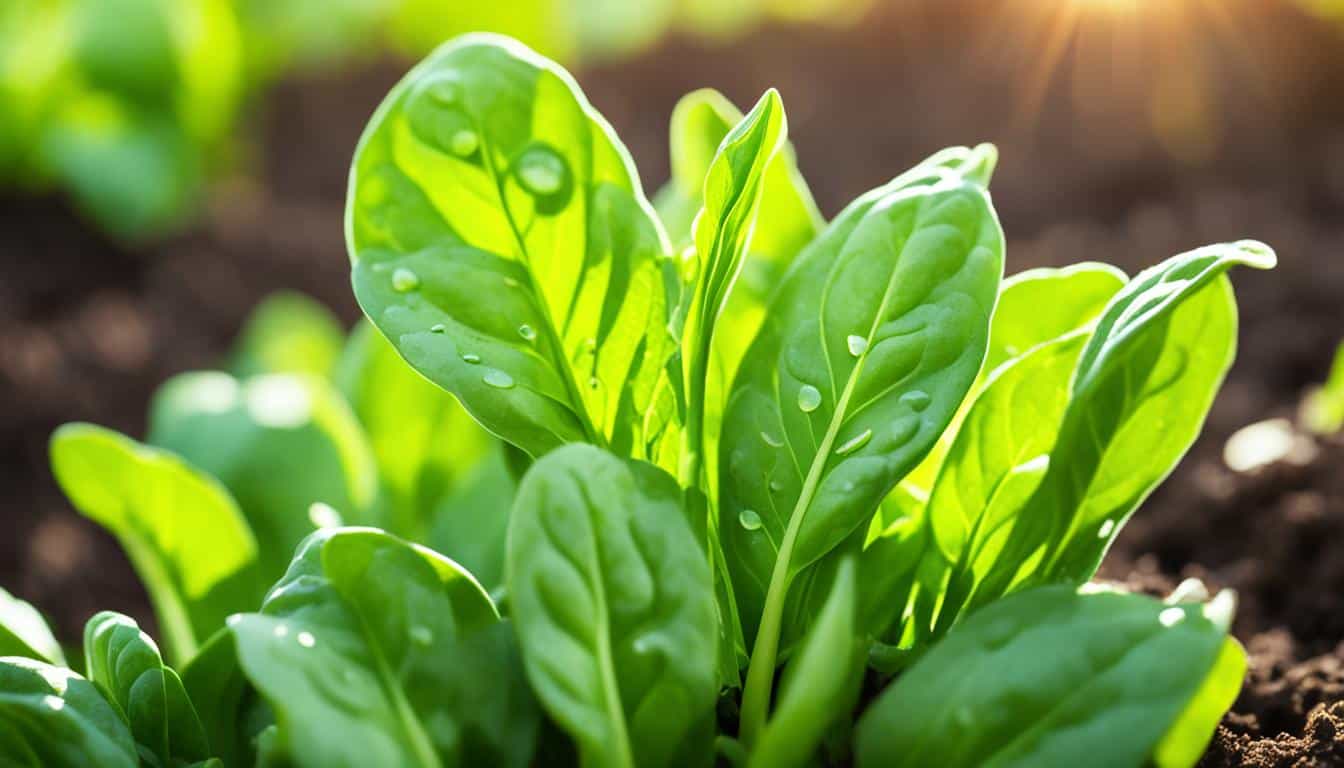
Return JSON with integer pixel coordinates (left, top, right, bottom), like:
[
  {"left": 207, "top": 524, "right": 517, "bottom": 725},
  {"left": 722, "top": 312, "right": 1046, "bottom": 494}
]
[
  {"left": 507, "top": 445, "right": 718, "bottom": 768},
  {"left": 0, "top": 656, "right": 138, "bottom": 768}
]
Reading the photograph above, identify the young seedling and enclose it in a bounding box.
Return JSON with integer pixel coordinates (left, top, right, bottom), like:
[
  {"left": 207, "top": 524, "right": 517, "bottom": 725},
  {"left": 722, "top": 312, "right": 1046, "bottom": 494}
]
[{"left": 1, "top": 33, "right": 1277, "bottom": 768}]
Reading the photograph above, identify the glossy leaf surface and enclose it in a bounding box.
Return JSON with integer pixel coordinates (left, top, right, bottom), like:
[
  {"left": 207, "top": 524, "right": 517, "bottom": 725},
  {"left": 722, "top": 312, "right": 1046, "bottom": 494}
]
[
  {"left": 0, "top": 588, "right": 64, "bottom": 665},
  {"left": 855, "top": 586, "right": 1239, "bottom": 768},
  {"left": 230, "top": 527, "right": 532, "bottom": 768},
  {"left": 347, "top": 34, "right": 676, "bottom": 463},
  {"left": 83, "top": 611, "right": 212, "bottom": 767},
  {"left": 50, "top": 423, "right": 259, "bottom": 664},
  {"left": 0, "top": 657, "right": 138, "bottom": 768},
  {"left": 508, "top": 445, "right": 718, "bottom": 768}
]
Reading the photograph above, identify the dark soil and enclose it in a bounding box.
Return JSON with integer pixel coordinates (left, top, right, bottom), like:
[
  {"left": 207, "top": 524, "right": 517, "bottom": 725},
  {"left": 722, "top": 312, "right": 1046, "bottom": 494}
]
[{"left": 2, "top": 0, "right": 1343, "bottom": 764}]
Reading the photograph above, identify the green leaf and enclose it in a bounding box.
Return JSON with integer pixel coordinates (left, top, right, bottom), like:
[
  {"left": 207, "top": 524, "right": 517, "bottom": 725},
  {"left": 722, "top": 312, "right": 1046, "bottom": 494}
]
[
  {"left": 914, "top": 331, "right": 1090, "bottom": 639},
  {"left": 749, "top": 558, "right": 861, "bottom": 768},
  {"left": 346, "top": 33, "right": 676, "bottom": 465},
  {"left": 49, "top": 423, "right": 259, "bottom": 664},
  {"left": 972, "top": 243, "right": 1276, "bottom": 605},
  {"left": 855, "top": 586, "right": 1241, "bottom": 768},
  {"left": 83, "top": 611, "right": 212, "bottom": 766},
  {"left": 423, "top": 443, "right": 518, "bottom": 591},
  {"left": 902, "top": 262, "right": 1126, "bottom": 495},
  {"left": 148, "top": 371, "right": 379, "bottom": 584},
  {"left": 507, "top": 445, "right": 718, "bottom": 768},
  {"left": 231, "top": 292, "right": 346, "bottom": 379},
  {"left": 724, "top": 145, "right": 1003, "bottom": 743},
  {"left": 0, "top": 657, "right": 139, "bottom": 767},
  {"left": 230, "top": 527, "right": 533, "bottom": 768},
  {"left": 0, "top": 587, "right": 65, "bottom": 665},
  {"left": 1152, "top": 636, "right": 1247, "bottom": 768},
  {"left": 180, "top": 628, "right": 264, "bottom": 768},
  {"left": 1302, "top": 340, "right": 1344, "bottom": 434},
  {"left": 337, "top": 320, "right": 500, "bottom": 540}
]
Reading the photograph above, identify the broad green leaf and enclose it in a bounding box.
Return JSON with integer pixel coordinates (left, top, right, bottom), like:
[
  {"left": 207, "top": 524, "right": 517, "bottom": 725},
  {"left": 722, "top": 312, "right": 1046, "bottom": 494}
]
[
  {"left": 424, "top": 442, "right": 518, "bottom": 590},
  {"left": 913, "top": 332, "right": 1090, "bottom": 639},
  {"left": 50, "top": 423, "right": 259, "bottom": 664},
  {"left": 1152, "top": 636, "right": 1247, "bottom": 768},
  {"left": 337, "top": 320, "right": 499, "bottom": 540},
  {"left": 0, "top": 657, "right": 138, "bottom": 767},
  {"left": 180, "top": 629, "right": 265, "bottom": 768},
  {"left": 0, "top": 587, "right": 64, "bottom": 665},
  {"left": 973, "top": 243, "right": 1276, "bottom": 605},
  {"left": 723, "top": 145, "right": 1003, "bottom": 741},
  {"left": 902, "top": 262, "right": 1126, "bottom": 494},
  {"left": 230, "top": 527, "right": 533, "bottom": 768},
  {"left": 855, "top": 586, "right": 1240, "bottom": 768},
  {"left": 148, "top": 371, "right": 379, "bottom": 584},
  {"left": 507, "top": 445, "right": 718, "bottom": 768},
  {"left": 231, "top": 292, "right": 346, "bottom": 379},
  {"left": 346, "top": 33, "right": 676, "bottom": 465},
  {"left": 83, "top": 612, "right": 212, "bottom": 767},
  {"left": 1302, "top": 340, "right": 1344, "bottom": 434},
  {"left": 749, "top": 558, "right": 861, "bottom": 768}
]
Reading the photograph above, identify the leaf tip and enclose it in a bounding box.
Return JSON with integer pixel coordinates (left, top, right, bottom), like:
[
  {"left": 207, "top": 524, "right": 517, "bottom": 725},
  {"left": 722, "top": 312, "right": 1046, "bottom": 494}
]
[
  {"left": 1231, "top": 240, "right": 1277, "bottom": 270},
  {"left": 962, "top": 143, "right": 999, "bottom": 187}
]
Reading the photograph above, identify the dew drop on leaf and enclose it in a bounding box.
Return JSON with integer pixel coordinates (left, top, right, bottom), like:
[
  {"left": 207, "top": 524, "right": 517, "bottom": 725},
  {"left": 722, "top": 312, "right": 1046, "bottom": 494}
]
[
  {"left": 739, "top": 510, "right": 763, "bottom": 531},
  {"left": 515, "top": 145, "right": 567, "bottom": 196},
  {"left": 1097, "top": 519, "right": 1116, "bottom": 539},
  {"left": 797, "top": 384, "right": 822, "bottom": 413},
  {"left": 846, "top": 335, "right": 869, "bottom": 356},
  {"left": 462, "top": 353, "right": 481, "bottom": 364},
  {"left": 761, "top": 431, "right": 785, "bottom": 448},
  {"left": 273, "top": 625, "right": 289, "bottom": 638},
  {"left": 483, "top": 370, "right": 515, "bottom": 389},
  {"left": 430, "top": 323, "right": 447, "bottom": 334},
  {"left": 410, "top": 626, "right": 434, "bottom": 646},
  {"left": 503, "top": 276, "right": 521, "bottom": 288},
  {"left": 449, "top": 129, "right": 478, "bottom": 157},
  {"left": 427, "top": 79, "right": 459, "bottom": 105},
  {"left": 391, "top": 268, "right": 420, "bottom": 293},
  {"left": 518, "top": 324, "right": 536, "bottom": 342},
  {"left": 900, "top": 390, "right": 931, "bottom": 411},
  {"left": 835, "top": 428, "right": 873, "bottom": 456},
  {"left": 297, "top": 631, "right": 316, "bottom": 648}
]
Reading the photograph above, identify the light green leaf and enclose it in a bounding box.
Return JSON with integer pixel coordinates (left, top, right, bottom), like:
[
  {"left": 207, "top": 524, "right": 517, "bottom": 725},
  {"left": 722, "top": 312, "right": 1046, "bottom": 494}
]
[
  {"left": 1302, "top": 340, "right": 1344, "bottom": 434},
  {"left": 974, "top": 243, "right": 1276, "bottom": 604},
  {"left": 507, "top": 445, "right": 718, "bottom": 768},
  {"left": 749, "top": 558, "right": 861, "bottom": 768},
  {"left": 83, "top": 611, "right": 212, "bottom": 766},
  {"left": 0, "top": 657, "right": 139, "bottom": 768},
  {"left": 0, "top": 587, "right": 64, "bottom": 665},
  {"left": 49, "top": 423, "right": 259, "bottom": 664},
  {"left": 336, "top": 320, "right": 498, "bottom": 541},
  {"left": 855, "top": 586, "right": 1241, "bottom": 768},
  {"left": 346, "top": 33, "right": 676, "bottom": 465},
  {"left": 723, "top": 145, "right": 1003, "bottom": 743},
  {"left": 230, "top": 527, "right": 532, "bottom": 768},
  {"left": 1152, "top": 636, "right": 1247, "bottom": 768},
  {"left": 231, "top": 292, "right": 346, "bottom": 379},
  {"left": 148, "top": 371, "right": 379, "bottom": 585}
]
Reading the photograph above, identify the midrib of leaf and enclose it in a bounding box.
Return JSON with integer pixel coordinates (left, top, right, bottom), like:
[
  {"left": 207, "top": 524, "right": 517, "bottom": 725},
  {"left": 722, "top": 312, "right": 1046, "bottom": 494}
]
[
  {"left": 475, "top": 120, "right": 606, "bottom": 450},
  {"left": 573, "top": 482, "right": 637, "bottom": 768},
  {"left": 346, "top": 604, "right": 442, "bottom": 768},
  {"left": 739, "top": 210, "right": 912, "bottom": 745}
]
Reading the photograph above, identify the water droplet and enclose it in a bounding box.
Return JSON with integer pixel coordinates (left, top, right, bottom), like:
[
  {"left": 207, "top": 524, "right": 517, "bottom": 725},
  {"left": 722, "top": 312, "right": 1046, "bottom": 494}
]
[
  {"left": 273, "top": 625, "right": 289, "bottom": 638},
  {"left": 391, "top": 268, "right": 420, "bottom": 293},
  {"left": 503, "top": 276, "right": 521, "bottom": 288},
  {"left": 226, "top": 615, "right": 242, "bottom": 628},
  {"left": 739, "top": 510, "right": 763, "bottom": 531},
  {"left": 449, "top": 129, "right": 478, "bottom": 157},
  {"left": 518, "top": 324, "right": 536, "bottom": 342},
  {"left": 297, "top": 631, "right": 316, "bottom": 648},
  {"left": 769, "top": 479, "right": 784, "bottom": 492},
  {"left": 426, "top": 78, "right": 459, "bottom": 105},
  {"left": 847, "top": 335, "right": 869, "bottom": 356},
  {"left": 515, "top": 145, "right": 567, "bottom": 196},
  {"left": 588, "top": 377, "right": 600, "bottom": 390},
  {"left": 835, "top": 428, "right": 873, "bottom": 456},
  {"left": 761, "top": 431, "right": 785, "bottom": 448},
  {"left": 462, "top": 353, "right": 481, "bottom": 364},
  {"left": 1097, "top": 519, "right": 1115, "bottom": 539},
  {"left": 483, "top": 370, "right": 515, "bottom": 389},
  {"left": 797, "top": 384, "right": 822, "bottom": 413},
  {"left": 410, "top": 626, "right": 434, "bottom": 646},
  {"left": 430, "top": 323, "right": 447, "bottom": 334},
  {"left": 43, "top": 695, "right": 65, "bottom": 712},
  {"left": 900, "top": 390, "right": 931, "bottom": 411}
]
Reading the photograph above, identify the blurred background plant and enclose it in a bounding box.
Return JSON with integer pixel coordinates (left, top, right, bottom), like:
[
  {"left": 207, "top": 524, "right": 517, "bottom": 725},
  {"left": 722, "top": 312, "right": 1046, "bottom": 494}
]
[{"left": 0, "top": 0, "right": 870, "bottom": 240}]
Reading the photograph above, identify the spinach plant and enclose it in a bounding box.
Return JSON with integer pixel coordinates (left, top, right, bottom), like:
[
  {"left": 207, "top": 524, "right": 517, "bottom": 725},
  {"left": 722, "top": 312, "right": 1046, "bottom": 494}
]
[{"left": 2, "top": 33, "right": 1279, "bottom": 768}]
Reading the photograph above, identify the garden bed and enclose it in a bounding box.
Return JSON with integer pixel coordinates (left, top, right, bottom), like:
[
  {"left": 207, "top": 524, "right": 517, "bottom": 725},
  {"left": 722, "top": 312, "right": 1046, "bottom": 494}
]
[{"left": 2, "top": 2, "right": 1342, "bottom": 764}]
